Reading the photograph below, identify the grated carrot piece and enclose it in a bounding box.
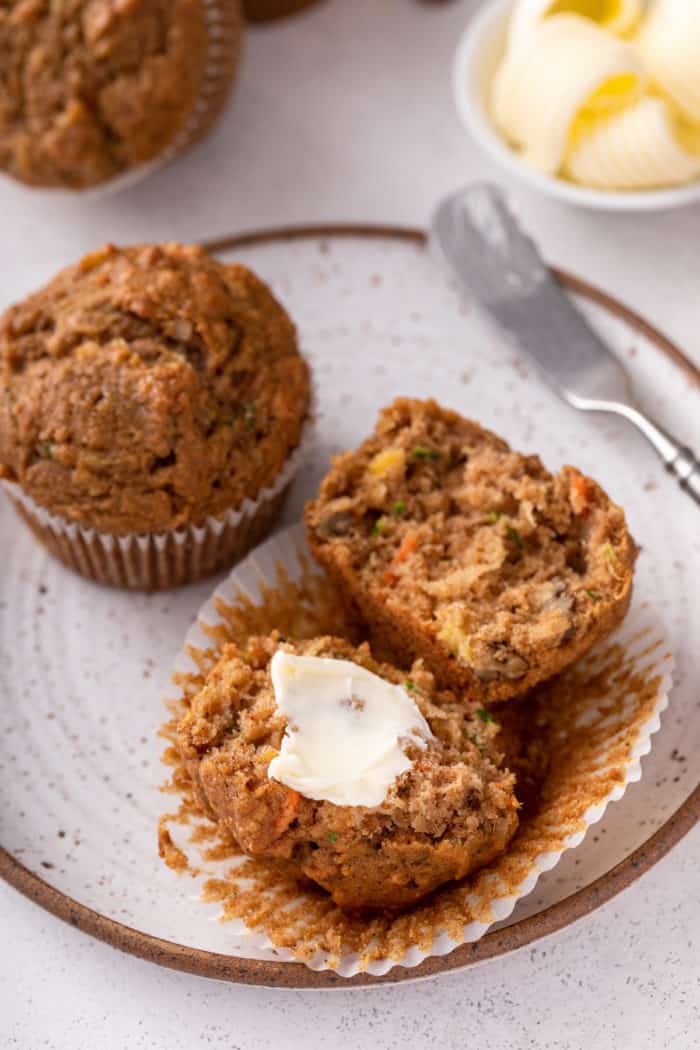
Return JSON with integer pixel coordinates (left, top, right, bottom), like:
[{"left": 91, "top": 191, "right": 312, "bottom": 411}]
[
  {"left": 383, "top": 531, "right": 419, "bottom": 586},
  {"left": 393, "top": 531, "right": 419, "bottom": 564},
  {"left": 272, "top": 788, "right": 300, "bottom": 835},
  {"left": 570, "top": 472, "right": 591, "bottom": 515}
]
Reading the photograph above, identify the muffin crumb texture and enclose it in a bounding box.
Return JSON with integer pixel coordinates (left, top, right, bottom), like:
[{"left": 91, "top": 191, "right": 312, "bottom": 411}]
[
  {"left": 0, "top": 242, "right": 310, "bottom": 534},
  {"left": 306, "top": 398, "right": 636, "bottom": 703},
  {"left": 178, "top": 633, "right": 519, "bottom": 912},
  {"left": 0, "top": 0, "right": 210, "bottom": 188}
]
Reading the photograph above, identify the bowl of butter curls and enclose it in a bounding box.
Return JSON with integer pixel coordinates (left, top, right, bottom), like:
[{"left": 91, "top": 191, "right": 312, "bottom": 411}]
[{"left": 453, "top": 0, "right": 700, "bottom": 211}]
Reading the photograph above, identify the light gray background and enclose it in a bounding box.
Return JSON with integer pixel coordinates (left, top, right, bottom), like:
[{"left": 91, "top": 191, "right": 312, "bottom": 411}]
[{"left": 1, "top": 1, "right": 698, "bottom": 1046}]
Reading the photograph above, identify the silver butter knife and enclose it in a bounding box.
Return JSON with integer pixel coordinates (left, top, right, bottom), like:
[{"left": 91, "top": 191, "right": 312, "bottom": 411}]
[{"left": 431, "top": 183, "right": 700, "bottom": 507}]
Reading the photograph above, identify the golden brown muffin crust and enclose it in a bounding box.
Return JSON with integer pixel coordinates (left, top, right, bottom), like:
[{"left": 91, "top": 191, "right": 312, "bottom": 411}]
[
  {"left": 0, "top": 0, "right": 210, "bottom": 189},
  {"left": 305, "top": 398, "right": 636, "bottom": 704},
  {"left": 0, "top": 242, "right": 310, "bottom": 534},
  {"left": 178, "top": 633, "right": 519, "bottom": 913}
]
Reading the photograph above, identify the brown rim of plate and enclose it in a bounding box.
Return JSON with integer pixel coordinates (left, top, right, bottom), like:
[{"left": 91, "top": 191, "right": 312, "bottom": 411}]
[
  {"left": 243, "top": 0, "right": 323, "bottom": 22},
  {"left": 1, "top": 222, "right": 698, "bottom": 989}
]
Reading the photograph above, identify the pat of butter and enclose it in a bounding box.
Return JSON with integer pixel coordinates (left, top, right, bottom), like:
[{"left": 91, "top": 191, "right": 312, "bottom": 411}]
[{"left": 268, "top": 651, "right": 432, "bottom": 808}]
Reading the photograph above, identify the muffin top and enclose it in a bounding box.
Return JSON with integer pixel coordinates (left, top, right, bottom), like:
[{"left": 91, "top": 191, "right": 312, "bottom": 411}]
[
  {"left": 306, "top": 398, "right": 636, "bottom": 703},
  {"left": 178, "top": 633, "right": 518, "bottom": 912},
  {"left": 0, "top": 242, "right": 311, "bottom": 534},
  {"left": 0, "top": 0, "right": 210, "bottom": 189}
]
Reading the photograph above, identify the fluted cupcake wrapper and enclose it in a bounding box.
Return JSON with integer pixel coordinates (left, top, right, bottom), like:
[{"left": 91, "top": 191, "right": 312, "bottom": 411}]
[
  {"left": 173, "top": 0, "right": 244, "bottom": 156},
  {"left": 1, "top": 418, "right": 314, "bottom": 592}
]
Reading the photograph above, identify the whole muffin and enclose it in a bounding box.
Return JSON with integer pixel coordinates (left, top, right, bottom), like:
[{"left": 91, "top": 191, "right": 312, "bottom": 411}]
[
  {"left": 0, "top": 0, "right": 243, "bottom": 190},
  {"left": 306, "top": 398, "right": 636, "bottom": 704},
  {"left": 0, "top": 242, "right": 311, "bottom": 589},
  {"left": 177, "top": 633, "right": 519, "bottom": 913}
]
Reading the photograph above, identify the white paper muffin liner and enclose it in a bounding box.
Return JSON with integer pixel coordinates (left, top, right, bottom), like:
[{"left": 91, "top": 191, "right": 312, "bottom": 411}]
[
  {"left": 1, "top": 417, "right": 314, "bottom": 592},
  {"left": 34, "top": 0, "right": 243, "bottom": 200},
  {"left": 160, "top": 523, "right": 674, "bottom": 978}
]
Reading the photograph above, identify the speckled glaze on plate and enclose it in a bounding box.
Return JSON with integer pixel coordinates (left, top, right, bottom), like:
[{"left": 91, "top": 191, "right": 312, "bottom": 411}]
[{"left": 0, "top": 226, "right": 698, "bottom": 988}]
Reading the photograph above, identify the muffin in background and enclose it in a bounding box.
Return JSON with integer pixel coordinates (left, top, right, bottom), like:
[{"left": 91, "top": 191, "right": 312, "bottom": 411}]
[
  {"left": 0, "top": 242, "right": 312, "bottom": 590},
  {"left": 0, "top": 0, "right": 243, "bottom": 191}
]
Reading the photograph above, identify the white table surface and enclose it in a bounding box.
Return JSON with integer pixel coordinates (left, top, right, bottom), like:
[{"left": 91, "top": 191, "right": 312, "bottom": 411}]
[{"left": 1, "top": 1, "right": 698, "bottom": 1045}]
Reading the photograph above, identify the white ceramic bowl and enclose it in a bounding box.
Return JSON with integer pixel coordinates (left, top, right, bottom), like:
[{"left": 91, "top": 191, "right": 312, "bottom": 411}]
[{"left": 453, "top": 0, "right": 700, "bottom": 212}]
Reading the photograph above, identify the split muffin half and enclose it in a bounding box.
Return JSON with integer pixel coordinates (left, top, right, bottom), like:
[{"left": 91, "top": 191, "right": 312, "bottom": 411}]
[
  {"left": 305, "top": 398, "right": 636, "bottom": 704},
  {"left": 177, "top": 633, "right": 518, "bottom": 912}
]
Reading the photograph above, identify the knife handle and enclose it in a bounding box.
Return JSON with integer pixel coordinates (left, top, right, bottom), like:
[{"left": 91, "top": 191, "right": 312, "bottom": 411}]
[
  {"left": 576, "top": 398, "right": 700, "bottom": 507},
  {"left": 606, "top": 402, "right": 700, "bottom": 508},
  {"left": 665, "top": 445, "right": 700, "bottom": 506}
]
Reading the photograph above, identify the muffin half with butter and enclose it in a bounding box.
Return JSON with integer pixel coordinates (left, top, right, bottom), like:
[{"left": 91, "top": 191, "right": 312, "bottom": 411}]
[
  {"left": 177, "top": 633, "right": 518, "bottom": 913},
  {"left": 306, "top": 398, "right": 636, "bottom": 704},
  {"left": 0, "top": 0, "right": 243, "bottom": 191},
  {"left": 0, "top": 242, "right": 311, "bottom": 590}
]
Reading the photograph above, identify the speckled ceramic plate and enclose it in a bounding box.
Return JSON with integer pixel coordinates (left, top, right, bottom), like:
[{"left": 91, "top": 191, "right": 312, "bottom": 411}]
[{"left": 1, "top": 225, "right": 698, "bottom": 988}]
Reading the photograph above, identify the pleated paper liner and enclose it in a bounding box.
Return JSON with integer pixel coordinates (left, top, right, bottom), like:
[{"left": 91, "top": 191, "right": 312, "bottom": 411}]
[
  {"left": 177, "top": 0, "right": 244, "bottom": 156},
  {"left": 0, "top": 418, "right": 313, "bottom": 592},
  {"left": 159, "top": 524, "right": 673, "bottom": 977}
]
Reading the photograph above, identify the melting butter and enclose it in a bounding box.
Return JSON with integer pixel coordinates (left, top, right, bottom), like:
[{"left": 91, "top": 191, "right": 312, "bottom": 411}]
[{"left": 268, "top": 651, "right": 432, "bottom": 808}]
